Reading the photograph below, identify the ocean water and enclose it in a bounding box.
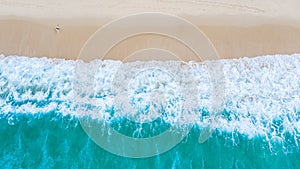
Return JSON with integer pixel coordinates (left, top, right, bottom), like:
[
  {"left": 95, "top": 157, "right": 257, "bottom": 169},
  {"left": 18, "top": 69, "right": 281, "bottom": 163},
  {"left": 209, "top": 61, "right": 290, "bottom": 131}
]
[{"left": 0, "top": 54, "right": 300, "bottom": 169}]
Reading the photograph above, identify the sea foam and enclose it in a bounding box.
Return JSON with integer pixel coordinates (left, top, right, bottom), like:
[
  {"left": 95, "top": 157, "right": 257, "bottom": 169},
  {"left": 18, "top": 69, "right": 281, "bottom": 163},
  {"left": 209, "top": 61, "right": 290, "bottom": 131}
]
[{"left": 0, "top": 54, "right": 300, "bottom": 141}]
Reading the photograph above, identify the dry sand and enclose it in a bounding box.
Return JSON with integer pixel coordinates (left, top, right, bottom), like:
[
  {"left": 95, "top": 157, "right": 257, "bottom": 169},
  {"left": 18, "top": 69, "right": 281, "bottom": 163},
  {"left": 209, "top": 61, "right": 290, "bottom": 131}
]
[{"left": 1, "top": 0, "right": 300, "bottom": 61}]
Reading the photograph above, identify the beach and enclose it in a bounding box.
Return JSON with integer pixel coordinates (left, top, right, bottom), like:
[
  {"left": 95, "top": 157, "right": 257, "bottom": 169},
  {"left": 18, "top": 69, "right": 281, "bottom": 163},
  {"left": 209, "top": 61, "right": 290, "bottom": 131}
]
[
  {"left": 2, "top": 1, "right": 300, "bottom": 168},
  {"left": 1, "top": 0, "right": 300, "bottom": 60}
]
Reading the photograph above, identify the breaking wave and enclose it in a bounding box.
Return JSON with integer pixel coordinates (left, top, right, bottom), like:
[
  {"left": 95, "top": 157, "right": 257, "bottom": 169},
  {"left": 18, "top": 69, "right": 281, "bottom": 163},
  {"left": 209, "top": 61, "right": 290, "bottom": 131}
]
[{"left": 0, "top": 54, "right": 300, "bottom": 168}]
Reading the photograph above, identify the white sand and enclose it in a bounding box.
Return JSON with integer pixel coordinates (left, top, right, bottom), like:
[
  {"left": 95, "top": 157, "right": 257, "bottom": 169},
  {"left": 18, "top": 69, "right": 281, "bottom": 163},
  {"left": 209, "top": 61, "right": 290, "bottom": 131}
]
[{"left": 0, "top": 0, "right": 300, "bottom": 60}]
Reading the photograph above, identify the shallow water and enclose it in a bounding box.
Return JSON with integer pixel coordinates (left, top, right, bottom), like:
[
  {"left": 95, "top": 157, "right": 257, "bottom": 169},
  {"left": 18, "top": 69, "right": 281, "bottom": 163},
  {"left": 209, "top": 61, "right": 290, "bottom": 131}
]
[{"left": 0, "top": 54, "right": 300, "bottom": 168}]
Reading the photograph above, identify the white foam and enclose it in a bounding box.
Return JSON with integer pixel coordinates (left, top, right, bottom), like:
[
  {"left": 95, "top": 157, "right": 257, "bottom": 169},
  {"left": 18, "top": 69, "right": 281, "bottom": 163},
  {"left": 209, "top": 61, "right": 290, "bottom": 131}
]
[{"left": 0, "top": 54, "right": 300, "bottom": 140}]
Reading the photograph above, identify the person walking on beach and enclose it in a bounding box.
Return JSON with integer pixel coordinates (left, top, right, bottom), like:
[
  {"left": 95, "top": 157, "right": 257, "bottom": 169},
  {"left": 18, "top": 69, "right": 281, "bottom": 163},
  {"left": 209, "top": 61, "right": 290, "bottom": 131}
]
[{"left": 55, "top": 24, "right": 60, "bottom": 33}]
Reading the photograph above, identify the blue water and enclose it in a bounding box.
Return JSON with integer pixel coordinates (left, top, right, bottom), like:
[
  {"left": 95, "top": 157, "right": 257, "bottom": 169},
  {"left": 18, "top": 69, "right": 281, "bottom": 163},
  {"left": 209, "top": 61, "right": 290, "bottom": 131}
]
[{"left": 0, "top": 54, "right": 300, "bottom": 168}]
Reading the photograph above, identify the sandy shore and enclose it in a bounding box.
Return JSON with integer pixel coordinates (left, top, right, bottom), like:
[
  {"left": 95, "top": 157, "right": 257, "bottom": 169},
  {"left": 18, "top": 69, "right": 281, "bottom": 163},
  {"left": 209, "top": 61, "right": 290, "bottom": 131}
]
[{"left": 1, "top": 0, "right": 300, "bottom": 61}]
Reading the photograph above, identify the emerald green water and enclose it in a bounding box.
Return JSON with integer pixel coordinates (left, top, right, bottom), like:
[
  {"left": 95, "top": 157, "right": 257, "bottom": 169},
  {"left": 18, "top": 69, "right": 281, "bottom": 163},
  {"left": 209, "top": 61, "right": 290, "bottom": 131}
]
[
  {"left": 1, "top": 55, "right": 300, "bottom": 168},
  {"left": 1, "top": 112, "right": 299, "bottom": 169}
]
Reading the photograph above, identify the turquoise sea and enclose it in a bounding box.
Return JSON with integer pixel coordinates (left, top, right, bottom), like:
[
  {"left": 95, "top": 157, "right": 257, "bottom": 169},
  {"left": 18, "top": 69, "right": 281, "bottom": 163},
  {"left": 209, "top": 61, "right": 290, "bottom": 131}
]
[{"left": 0, "top": 54, "right": 300, "bottom": 169}]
